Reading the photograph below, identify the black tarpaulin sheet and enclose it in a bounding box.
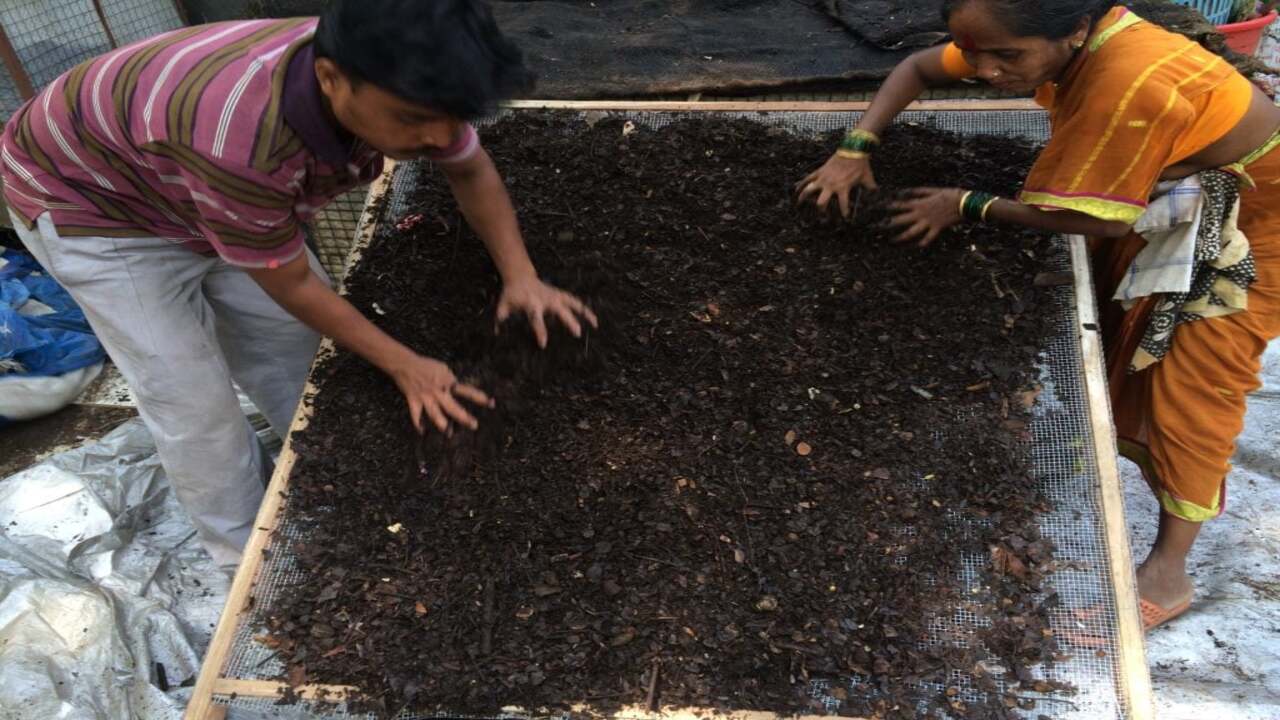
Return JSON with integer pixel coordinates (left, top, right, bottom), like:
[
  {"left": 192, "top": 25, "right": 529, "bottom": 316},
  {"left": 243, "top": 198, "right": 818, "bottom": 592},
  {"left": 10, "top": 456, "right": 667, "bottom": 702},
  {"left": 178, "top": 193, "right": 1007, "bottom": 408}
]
[
  {"left": 494, "top": 0, "right": 912, "bottom": 97},
  {"left": 823, "top": 0, "right": 951, "bottom": 50},
  {"left": 253, "top": 0, "right": 913, "bottom": 97},
  {"left": 251, "top": 0, "right": 1275, "bottom": 99}
]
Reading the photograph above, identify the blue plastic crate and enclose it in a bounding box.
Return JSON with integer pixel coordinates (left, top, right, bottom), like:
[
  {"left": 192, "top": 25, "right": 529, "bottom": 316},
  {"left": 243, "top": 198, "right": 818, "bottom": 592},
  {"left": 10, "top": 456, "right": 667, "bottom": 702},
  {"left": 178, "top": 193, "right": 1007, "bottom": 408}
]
[{"left": 1168, "top": 0, "right": 1236, "bottom": 25}]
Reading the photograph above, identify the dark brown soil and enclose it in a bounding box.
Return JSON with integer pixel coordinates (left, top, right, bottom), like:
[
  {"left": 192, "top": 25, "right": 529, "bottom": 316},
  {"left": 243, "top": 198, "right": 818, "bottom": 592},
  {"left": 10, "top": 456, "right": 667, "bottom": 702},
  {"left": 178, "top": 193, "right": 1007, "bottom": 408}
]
[
  {"left": 0, "top": 402, "right": 137, "bottom": 477},
  {"left": 267, "top": 113, "right": 1064, "bottom": 719}
]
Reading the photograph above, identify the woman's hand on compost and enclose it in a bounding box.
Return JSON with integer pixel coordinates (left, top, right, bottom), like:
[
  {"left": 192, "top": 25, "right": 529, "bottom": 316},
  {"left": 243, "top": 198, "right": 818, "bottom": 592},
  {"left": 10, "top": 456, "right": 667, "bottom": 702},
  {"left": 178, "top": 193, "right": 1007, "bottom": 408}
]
[
  {"left": 390, "top": 352, "right": 493, "bottom": 434},
  {"left": 795, "top": 153, "right": 879, "bottom": 219},
  {"left": 497, "top": 276, "right": 599, "bottom": 349},
  {"left": 886, "top": 187, "right": 965, "bottom": 247}
]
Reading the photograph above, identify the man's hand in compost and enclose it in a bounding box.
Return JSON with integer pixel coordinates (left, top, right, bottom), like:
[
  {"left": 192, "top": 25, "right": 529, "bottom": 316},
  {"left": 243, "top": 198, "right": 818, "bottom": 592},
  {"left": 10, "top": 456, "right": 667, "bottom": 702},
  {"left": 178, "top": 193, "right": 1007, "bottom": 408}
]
[
  {"left": 886, "top": 187, "right": 964, "bottom": 247},
  {"left": 388, "top": 352, "right": 492, "bottom": 434},
  {"left": 438, "top": 146, "right": 599, "bottom": 348},
  {"left": 246, "top": 252, "right": 491, "bottom": 435},
  {"left": 497, "top": 276, "right": 599, "bottom": 349}
]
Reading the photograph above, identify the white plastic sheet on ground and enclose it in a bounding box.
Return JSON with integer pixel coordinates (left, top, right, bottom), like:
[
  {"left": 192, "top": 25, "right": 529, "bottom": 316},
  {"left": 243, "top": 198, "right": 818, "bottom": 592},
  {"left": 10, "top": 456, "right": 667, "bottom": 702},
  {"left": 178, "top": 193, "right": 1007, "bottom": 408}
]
[{"left": 0, "top": 419, "right": 231, "bottom": 720}]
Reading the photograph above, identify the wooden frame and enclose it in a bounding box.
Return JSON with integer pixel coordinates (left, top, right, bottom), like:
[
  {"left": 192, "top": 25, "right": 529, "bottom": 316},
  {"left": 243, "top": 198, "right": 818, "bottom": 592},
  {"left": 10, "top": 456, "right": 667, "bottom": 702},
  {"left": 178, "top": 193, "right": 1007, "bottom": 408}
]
[
  {"left": 0, "top": 20, "right": 34, "bottom": 101},
  {"left": 502, "top": 98, "right": 1041, "bottom": 113},
  {"left": 170, "top": 0, "right": 191, "bottom": 26},
  {"left": 1067, "top": 235, "right": 1154, "bottom": 719},
  {"left": 184, "top": 102, "right": 1151, "bottom": 720},
  {"left": 90, "top": 0, "right": 120, "bottom": 49}
]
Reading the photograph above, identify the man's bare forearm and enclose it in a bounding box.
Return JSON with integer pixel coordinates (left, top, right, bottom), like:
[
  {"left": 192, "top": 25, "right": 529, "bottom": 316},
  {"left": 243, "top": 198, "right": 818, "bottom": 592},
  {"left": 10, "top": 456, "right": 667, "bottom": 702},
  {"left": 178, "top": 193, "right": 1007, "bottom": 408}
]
[
  {"left": 442, "top": 149, "right": 537, "bottom": 284},
  {"left": 247, "top": 254, "right": 414, "bottom": 374}
]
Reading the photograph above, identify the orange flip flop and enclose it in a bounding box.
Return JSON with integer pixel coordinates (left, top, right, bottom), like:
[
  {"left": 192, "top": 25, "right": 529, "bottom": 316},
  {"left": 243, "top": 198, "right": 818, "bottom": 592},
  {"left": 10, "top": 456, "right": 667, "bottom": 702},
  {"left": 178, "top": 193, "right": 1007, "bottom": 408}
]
[
  {"left": 1139, "top": 595, "right": 1192, "bottom": 631},
  {"left": 1060, "top": 596, "right": 1192, "bottom": 647}
]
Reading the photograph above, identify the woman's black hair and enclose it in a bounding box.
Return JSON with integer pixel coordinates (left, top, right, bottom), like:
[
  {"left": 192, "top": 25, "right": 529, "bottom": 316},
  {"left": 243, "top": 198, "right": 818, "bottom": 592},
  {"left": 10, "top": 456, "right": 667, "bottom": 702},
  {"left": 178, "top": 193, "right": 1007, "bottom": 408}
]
[
  {"left": 314, "top": 0, "right": 533, "bottom": 119},
  {"left": 940, "top": 0, "right": 1114, "bottom": 39}
]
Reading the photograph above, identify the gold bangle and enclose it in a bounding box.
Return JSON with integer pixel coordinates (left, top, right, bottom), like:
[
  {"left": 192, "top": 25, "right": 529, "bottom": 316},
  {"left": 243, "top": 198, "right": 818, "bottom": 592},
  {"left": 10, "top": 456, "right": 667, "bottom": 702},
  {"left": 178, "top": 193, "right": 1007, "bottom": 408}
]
[
  {"left": 958, "top": 190, "right": 972, "bottom": 219},
  {"left": 980, "top": 196, "right": 998, "bottom": 222},
  {"left": 836, "top": 149, "right": 869, "bottom": 160}
]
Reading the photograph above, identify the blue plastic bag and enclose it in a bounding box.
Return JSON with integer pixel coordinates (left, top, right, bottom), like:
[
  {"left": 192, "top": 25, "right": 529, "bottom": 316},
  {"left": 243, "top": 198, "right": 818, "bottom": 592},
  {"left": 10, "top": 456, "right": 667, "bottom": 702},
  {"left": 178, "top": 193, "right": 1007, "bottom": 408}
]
[{"left": 0, "top": 247, "right": 105, "bottom": 378}]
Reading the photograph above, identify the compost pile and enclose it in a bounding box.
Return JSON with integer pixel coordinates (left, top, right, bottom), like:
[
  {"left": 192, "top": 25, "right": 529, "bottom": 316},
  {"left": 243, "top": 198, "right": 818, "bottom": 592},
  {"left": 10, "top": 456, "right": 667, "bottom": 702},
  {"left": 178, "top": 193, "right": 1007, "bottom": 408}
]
[{"left": 268, "top": 114, "right": 1066, "bottom": 718}]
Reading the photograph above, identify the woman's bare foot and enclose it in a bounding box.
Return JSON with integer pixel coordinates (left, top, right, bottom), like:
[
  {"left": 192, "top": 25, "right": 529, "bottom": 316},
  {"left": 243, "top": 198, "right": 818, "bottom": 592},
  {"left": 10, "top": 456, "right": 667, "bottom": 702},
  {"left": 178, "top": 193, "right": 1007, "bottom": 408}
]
[{"left": 1136, "top": 553, "right": 1194, "bottom": 609}]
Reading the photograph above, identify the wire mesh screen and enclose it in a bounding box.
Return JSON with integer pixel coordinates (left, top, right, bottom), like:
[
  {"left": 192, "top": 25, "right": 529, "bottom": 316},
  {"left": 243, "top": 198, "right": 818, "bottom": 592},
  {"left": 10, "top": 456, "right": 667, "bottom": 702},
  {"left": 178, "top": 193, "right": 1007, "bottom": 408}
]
[
  {"left": 0, "top": 1, "right": 110, "bottom": 117},
  {"left": 0, "top": 0, "right": 183, "bottom": 118},
  {"left": 308, "top": 185, "right": 373, "bottom": 282},
  {"left": 212, "top": 109, "right": 1145, "bottom": 720},
  {"left": 0, "top": 63, "right": 21, "bottom": 122},
  {"left": 98, "top": 0, "right": 184, "bottom": 48}
]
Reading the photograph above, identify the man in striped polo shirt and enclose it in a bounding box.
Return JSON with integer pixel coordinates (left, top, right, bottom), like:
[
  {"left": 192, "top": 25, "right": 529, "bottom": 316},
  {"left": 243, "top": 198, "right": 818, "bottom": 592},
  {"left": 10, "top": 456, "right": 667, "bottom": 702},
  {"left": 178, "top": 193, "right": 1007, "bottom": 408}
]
[{"left": 1, "top": 0, "right": 596, "bottom": 572}]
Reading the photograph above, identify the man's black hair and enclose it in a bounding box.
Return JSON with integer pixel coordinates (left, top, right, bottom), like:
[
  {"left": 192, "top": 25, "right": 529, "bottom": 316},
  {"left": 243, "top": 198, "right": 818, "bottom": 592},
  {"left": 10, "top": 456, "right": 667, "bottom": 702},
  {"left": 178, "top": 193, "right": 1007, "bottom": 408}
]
[{"left": 314, "top": 0, "right": 533, "bottom": 119}]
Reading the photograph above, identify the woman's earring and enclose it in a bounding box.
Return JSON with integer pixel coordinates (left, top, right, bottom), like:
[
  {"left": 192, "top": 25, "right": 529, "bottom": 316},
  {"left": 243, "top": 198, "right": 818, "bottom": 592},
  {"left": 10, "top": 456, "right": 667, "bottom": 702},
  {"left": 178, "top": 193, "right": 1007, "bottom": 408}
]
[{"left": 1071, "top": 39, "right": 1084, "bottom": 49}]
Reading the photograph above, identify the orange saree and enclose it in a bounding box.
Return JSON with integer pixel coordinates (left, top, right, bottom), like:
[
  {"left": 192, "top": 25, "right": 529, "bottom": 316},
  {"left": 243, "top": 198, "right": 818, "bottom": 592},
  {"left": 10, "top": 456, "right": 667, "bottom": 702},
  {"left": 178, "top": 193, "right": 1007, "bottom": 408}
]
[
  {"left": 1016, "top": 8, "right": 1280, "bottom": 521},
  {"left": 943, "top": 7, "right": 1279, "bottom": 520},
  {"left": 1090, "top": 142, "right": 1280, "bottom": 521}
]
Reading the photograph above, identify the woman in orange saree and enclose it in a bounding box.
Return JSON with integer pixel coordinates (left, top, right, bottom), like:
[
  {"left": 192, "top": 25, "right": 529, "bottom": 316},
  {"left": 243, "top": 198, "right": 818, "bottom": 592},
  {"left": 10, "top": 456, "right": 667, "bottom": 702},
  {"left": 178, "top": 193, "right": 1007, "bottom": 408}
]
[{"left": 797, "top": 0, "right": 1280, "bottom": 631}]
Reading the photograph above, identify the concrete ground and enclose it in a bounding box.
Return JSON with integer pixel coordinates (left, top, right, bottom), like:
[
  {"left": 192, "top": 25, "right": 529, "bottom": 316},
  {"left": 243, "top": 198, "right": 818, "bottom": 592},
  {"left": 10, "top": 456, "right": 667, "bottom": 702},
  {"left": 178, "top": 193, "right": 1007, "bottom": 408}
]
[{"left": 1125, "top": 340, "right": 1280, "bottom": 719}]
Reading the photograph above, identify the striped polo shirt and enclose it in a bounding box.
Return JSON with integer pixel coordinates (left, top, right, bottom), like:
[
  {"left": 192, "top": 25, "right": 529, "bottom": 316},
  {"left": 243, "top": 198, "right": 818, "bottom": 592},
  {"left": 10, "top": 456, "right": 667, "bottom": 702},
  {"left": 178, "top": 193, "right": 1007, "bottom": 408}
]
[{"left": 0, "top": 19, "right": 479, "bottom": 268}]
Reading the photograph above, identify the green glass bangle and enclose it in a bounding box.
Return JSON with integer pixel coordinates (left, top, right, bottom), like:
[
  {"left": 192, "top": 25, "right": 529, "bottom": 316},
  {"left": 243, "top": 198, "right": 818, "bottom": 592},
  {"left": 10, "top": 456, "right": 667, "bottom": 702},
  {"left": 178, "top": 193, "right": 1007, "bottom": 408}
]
[
  {"left": 839, "top": 129, "right": 880, "bottom": 154},
  {"left": 962, "top": 190, "right": 997, "bottom": 222},
  {"left": 979, "top": 196, "right": 998, "bottom": 222}
]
